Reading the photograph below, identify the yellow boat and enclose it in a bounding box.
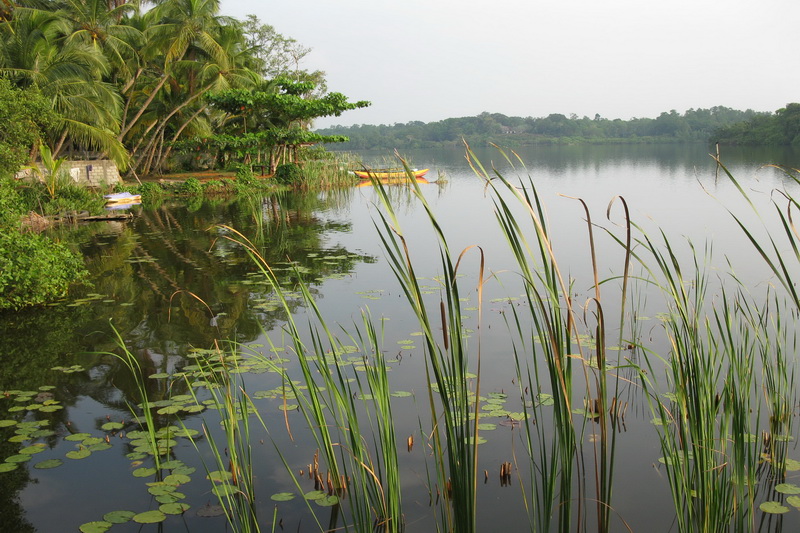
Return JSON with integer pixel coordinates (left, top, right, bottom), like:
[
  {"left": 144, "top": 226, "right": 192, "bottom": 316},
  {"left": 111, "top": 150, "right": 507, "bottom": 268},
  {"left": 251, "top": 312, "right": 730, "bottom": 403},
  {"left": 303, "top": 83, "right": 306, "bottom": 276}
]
[
  {"left": 352, "top": 168, "right": 429, "bottom": 179},
  {"left": 356, "top": 177, "right": 430, "bottom": 188}
]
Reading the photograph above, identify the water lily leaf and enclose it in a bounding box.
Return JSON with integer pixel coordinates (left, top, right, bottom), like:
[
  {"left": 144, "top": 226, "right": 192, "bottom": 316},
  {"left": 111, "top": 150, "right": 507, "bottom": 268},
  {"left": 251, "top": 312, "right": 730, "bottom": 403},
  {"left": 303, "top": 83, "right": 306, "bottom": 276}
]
[
  {"left": 133, "top": 510, "right": 166, "bottom": 524},
  {"left": 207, "top": 470, "right": 233, "bottom": 483},
  {"left": 477, "top": 423, "right": 497, "bottom": 431},
  {"left": 787, "top": 496, "right": 800, "bottom": 508},
  {"left": 0, "top": 462, "right": 18, "bottom": 472},
  {"left": 103, "top": 510, "right": 135, "bottom": 524},
  {"left": 160, "top": 502, "right": 190, "bottom": 515},
  {"left": 164, "top": 473, "right": 191, "bottom": 485},
  {"left": 314, "top": 495, "right": 339, "bottom": 507},
  {"left": 19, "top": 443, "right": 47, "bottom": 455},
  {"left": 271, "top": 492, "right": 295, "bottom": 501},
  {"left": 101, "top": 422, "right": 124, "bottom": 431},
  {"left": 785, "top": 458, "right": 800, "bottom": 471},
  {"left": 0, "top": 420, "right": 17, "bottom": 428},
  {"left": 391, "top": 391, "right": 412, "bottom": 397},
  {"left": 157, "top": 405, "right": 181, "bottom": 415},
  {"left": 133, "top": 467, "right": 157, "bottom": 477},
  {"left": 88, "top": 443, "right": 112, "bottom": 452},
  {"left": 212, "top": 484, "right": 235, "bottom": 497},
  {"left": 78, "top": 521, "right": 112, "bottom": 533},
  {"left": 304, "top": 490, "right": 326, "bottom": 500},
  {"left": 34, "top": 458, "right": 63, "bottom": 469},
  {"left": 66, "top": 449, "right": 91, "bottom": 460},
  {"left": 760, "top": 501, "right": 789, "bottom": 514},
  {"left": 776, "top": 483, "right": 800, "bottom": 494},
  {"left": 148, "top": 485, "right": 177, "bottom": 496},
  {"left": 5, "top": 454, "right": 32, "bottom": 463}
]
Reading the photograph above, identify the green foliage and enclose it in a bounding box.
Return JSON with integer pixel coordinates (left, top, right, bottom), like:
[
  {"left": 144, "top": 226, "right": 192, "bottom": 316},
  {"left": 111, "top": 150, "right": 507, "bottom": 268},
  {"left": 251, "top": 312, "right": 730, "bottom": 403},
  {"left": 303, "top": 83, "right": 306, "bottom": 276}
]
[
  {"left": 136, "top": 182, "right": 165, "bottom": 205},
  {"left": 0, "top": 79, "right": 57, "bottom": 178},
  {"left": 316, "top": 107, "right": 764, "bottom": 150},
  {"left": 274, "top": 163, "right": 303, "bottom": 185},
  {"left": 235, "top": 165, "right": 255, "bottom": 184},
  {"left": 180, "top": 177, "right": 204, "bottom": 196},
  {"left": 714, "top": 103, "right": 800, "bottom": 145},
  {"left": 0, "top": 228, "right": 87, "bottom": 310}
]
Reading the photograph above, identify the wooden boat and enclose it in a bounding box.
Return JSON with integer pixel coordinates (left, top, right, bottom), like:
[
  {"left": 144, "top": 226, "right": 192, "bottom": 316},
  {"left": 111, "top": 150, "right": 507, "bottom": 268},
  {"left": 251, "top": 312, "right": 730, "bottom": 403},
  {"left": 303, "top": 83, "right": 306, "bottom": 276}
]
[
  {"left": 104, "top": 192, "right": 142, "bottom": 206},
  {"left": 352, "top": 168, "right": 429, "bottom": 179},
  {"left": 356, "top": 177, "right": 430, "bottom": 188}
]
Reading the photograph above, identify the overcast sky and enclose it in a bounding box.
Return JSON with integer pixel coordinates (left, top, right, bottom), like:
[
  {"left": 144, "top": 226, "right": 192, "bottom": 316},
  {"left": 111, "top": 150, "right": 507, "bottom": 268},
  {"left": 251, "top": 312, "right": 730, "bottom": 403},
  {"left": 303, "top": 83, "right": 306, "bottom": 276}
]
[{"left": 220, "top": 0, "right": 800, "bottom": 128}]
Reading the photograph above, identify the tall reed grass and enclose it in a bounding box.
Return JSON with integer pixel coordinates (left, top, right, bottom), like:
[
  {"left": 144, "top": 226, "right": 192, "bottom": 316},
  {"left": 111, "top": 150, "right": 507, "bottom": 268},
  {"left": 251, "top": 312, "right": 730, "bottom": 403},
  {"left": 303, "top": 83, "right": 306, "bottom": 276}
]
[{"left": 105, "top": 151, "right": 800, "bottom": 533}]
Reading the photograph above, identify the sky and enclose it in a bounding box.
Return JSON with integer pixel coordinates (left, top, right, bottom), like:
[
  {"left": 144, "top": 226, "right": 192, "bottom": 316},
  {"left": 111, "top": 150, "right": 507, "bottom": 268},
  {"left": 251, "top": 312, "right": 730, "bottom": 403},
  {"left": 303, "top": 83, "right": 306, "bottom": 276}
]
[{"left": 220, "top": 0, "right": 800, "bottom": 128}]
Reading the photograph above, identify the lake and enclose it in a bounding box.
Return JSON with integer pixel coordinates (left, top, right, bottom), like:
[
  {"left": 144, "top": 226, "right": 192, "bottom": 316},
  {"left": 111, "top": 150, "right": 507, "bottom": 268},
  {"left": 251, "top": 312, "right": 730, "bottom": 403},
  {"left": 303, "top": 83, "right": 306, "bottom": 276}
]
[{"left": 2, "top": 143, "right": 800, "bottom": 532}]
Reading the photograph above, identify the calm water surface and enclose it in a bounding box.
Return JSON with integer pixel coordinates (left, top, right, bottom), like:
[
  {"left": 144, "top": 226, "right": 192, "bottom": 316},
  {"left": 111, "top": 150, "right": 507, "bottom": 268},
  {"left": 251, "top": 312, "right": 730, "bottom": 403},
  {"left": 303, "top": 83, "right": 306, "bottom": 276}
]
[{"left": 2, "top": 144, "right": 800, "bottom": 532}]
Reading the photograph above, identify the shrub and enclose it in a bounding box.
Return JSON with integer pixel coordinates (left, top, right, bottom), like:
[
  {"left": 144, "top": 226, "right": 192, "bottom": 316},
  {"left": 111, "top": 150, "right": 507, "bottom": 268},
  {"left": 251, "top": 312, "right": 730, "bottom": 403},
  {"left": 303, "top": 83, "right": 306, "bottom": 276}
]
[
  {"left": 180, "top": 177, "right": 204, "bottom": 196},
  {"left": 0, "top": 226, "right": 87, "bottom": 310},
  {"left": 274, "top": 163, "right": 303, "bottom": 185}
]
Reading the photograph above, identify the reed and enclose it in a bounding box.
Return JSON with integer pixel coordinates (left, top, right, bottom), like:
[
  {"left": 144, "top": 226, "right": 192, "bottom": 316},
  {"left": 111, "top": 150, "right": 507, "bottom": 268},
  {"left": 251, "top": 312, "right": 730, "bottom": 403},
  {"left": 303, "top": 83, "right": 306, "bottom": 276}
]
[
  {"left": 465, "top": 145, "right": 627, "bottom": 532},
  {"left": 370, "top": 162, "right": 484, "bottom": 532},
  {"left": 219, "top": 226, "right": 404, "bottom": 532}
]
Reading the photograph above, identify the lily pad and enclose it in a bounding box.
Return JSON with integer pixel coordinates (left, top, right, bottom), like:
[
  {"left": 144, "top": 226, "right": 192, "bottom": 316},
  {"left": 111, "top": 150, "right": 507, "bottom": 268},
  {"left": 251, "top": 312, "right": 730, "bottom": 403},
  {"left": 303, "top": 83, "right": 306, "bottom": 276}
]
[
  {"left": 133, "top": 510, "right": 166, "bottom": 524},
  {"left": 103, "top": 510, "right": 135, "bottom": 524},
  {"left": 5, "top": 454, "right": 32, "bottom": 463},
  {"left": 164, "top": 473, "right": 191, "bottom": 485},
  {"left": 760, "top": 501, "right": 789, "bottom": 514},
  {"left": 34, "top": 458, "right": 63, "bottom": 469},
  {"left": 787, "top": 496, "right": 800, "bottom": 509},
  {"left": 0, "top": 462, "right": 18, "bottom": 472},
  {"left": 66, "top": 449, "right": 91, "bottom": 460},
  {"left": 78, "top": 521, "right": 113, "bottom": 533},
  {"left": 270, "top": 492, "right": 296, "bottom": 502},
  {"left": 207, "top": 470, "right": 233, "bottom": 483},
  {"left": 160, "top": 502, "right": 190, "bottom": 515},
  {"left": 776, "top": 483, "right": 800, "bottom": 495},
  {"left": 304, "top": 490, "right": 327, "bottom": 500},
  {"left": 314, "top": 495, "right": 340, "bottom": 507},
  {"left": 101, "top": 422, "right": 124, "bottom": 431},
  {"left": 133, "top": 467, "right": 157, "bottom": 477},
  {"left": 19, "top": 443, "right": 47, "bottom": 455}
]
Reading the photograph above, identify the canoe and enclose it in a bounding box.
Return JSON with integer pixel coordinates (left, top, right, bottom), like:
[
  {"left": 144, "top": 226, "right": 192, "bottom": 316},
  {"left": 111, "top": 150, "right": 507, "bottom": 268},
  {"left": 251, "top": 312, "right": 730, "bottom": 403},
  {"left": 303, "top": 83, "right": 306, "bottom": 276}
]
[
  {"left": 352, "top": 168, "right": 429, "bottom": 179},
  {"left": 356, "top": 177, "right": 430, "bottom": 188},
  {"left": 104, "top": 192, "right": 142, "bottom": 204}
]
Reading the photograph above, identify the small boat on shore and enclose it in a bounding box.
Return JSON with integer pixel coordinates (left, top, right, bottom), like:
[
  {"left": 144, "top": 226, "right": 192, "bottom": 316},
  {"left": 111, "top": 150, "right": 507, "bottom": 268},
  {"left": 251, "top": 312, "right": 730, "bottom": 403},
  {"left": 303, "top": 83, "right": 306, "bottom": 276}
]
[
  {"left": 104, "top": 192, "right": 142, "bottom": 207},
  {"left": 352, "top": 168, "right": 429, "bottom": 179}
]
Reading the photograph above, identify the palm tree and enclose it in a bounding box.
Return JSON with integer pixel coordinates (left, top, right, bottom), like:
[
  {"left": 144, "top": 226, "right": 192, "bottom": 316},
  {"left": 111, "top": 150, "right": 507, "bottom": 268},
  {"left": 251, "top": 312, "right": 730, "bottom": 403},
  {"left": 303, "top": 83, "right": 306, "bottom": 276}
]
[{"left": 0, "top": 7, "right": 128, "bottom": 166}]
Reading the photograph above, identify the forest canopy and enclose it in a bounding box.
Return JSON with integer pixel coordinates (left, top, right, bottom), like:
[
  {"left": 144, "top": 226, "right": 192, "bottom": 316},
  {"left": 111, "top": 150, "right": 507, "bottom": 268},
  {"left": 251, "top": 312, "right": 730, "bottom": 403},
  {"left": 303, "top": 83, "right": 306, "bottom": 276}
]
[{"left": 314, "top": 106, "right": 800, "bottom": 150}]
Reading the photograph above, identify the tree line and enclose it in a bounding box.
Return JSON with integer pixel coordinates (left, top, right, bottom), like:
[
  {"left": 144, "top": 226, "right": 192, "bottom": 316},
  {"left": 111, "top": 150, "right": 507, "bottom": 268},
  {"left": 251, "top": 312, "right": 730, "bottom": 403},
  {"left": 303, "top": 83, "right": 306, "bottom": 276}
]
[
  {"left": 315, "top": 106, "right": 800, "bottom": 150},
  {"left": 0, "top": 0, "right": 368, "bottom": 178}
]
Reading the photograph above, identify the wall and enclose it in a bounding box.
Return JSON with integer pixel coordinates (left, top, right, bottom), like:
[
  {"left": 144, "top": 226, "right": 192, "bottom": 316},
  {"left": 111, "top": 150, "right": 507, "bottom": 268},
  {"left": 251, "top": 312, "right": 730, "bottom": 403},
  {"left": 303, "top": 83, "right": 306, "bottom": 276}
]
[{"left": 15, "top": 160, "right": 121, "bottom": 187}]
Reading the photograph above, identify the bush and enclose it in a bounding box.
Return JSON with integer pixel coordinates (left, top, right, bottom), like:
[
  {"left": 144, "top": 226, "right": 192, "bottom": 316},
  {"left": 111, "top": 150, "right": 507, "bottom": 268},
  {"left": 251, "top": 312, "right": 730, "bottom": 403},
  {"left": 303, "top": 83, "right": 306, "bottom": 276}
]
[
  {"left": 136, "top": 182, "right": 165, "bottom": 205},
  {"left": 0, "top": 227, "right": 87, "bottom": 310},
  {"left": 180, "top": 177, "right": 204, "bottom": 196},
  {"left": 274, "top": 163, "right": 303, "bottom": 185}
]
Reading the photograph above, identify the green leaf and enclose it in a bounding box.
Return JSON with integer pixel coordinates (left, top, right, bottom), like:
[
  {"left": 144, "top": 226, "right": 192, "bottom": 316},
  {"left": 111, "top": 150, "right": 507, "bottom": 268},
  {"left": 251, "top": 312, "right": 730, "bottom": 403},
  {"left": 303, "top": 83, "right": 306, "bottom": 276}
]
[
  {"left": 776, "top": 483, "right": 800, "bottom": 495},
  {"left": 133, "top": 467, "right": 157, "bottom": 477},
  {"left": 270, "top": 492, "right": 295, "bottom": 501},
  {"left": 66, "top": 449, "right": 91, "bottom": 460},
  {"left": 760, "top": 501, "right": 789, "bottom": 514},
  {"left": 103, "top": 510, "right": 135, "bottom": 524},
  {"left": 34, "top": 459, "right": 63, "bottom": 469},
  {"left": 78, "top": 521, "right": 113, "bottom": 533},
  {"left": 159, "top": 502, "right": 190, "bottom": 515},
  {"left": 314, "top": 495, "right": 339, "bottom": 507},
  {"left": 304, "top": 490, "right": 326, "bottom": 500},
  {"left": 133, "top": 510, "right": 166, "bottom": 524}
]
